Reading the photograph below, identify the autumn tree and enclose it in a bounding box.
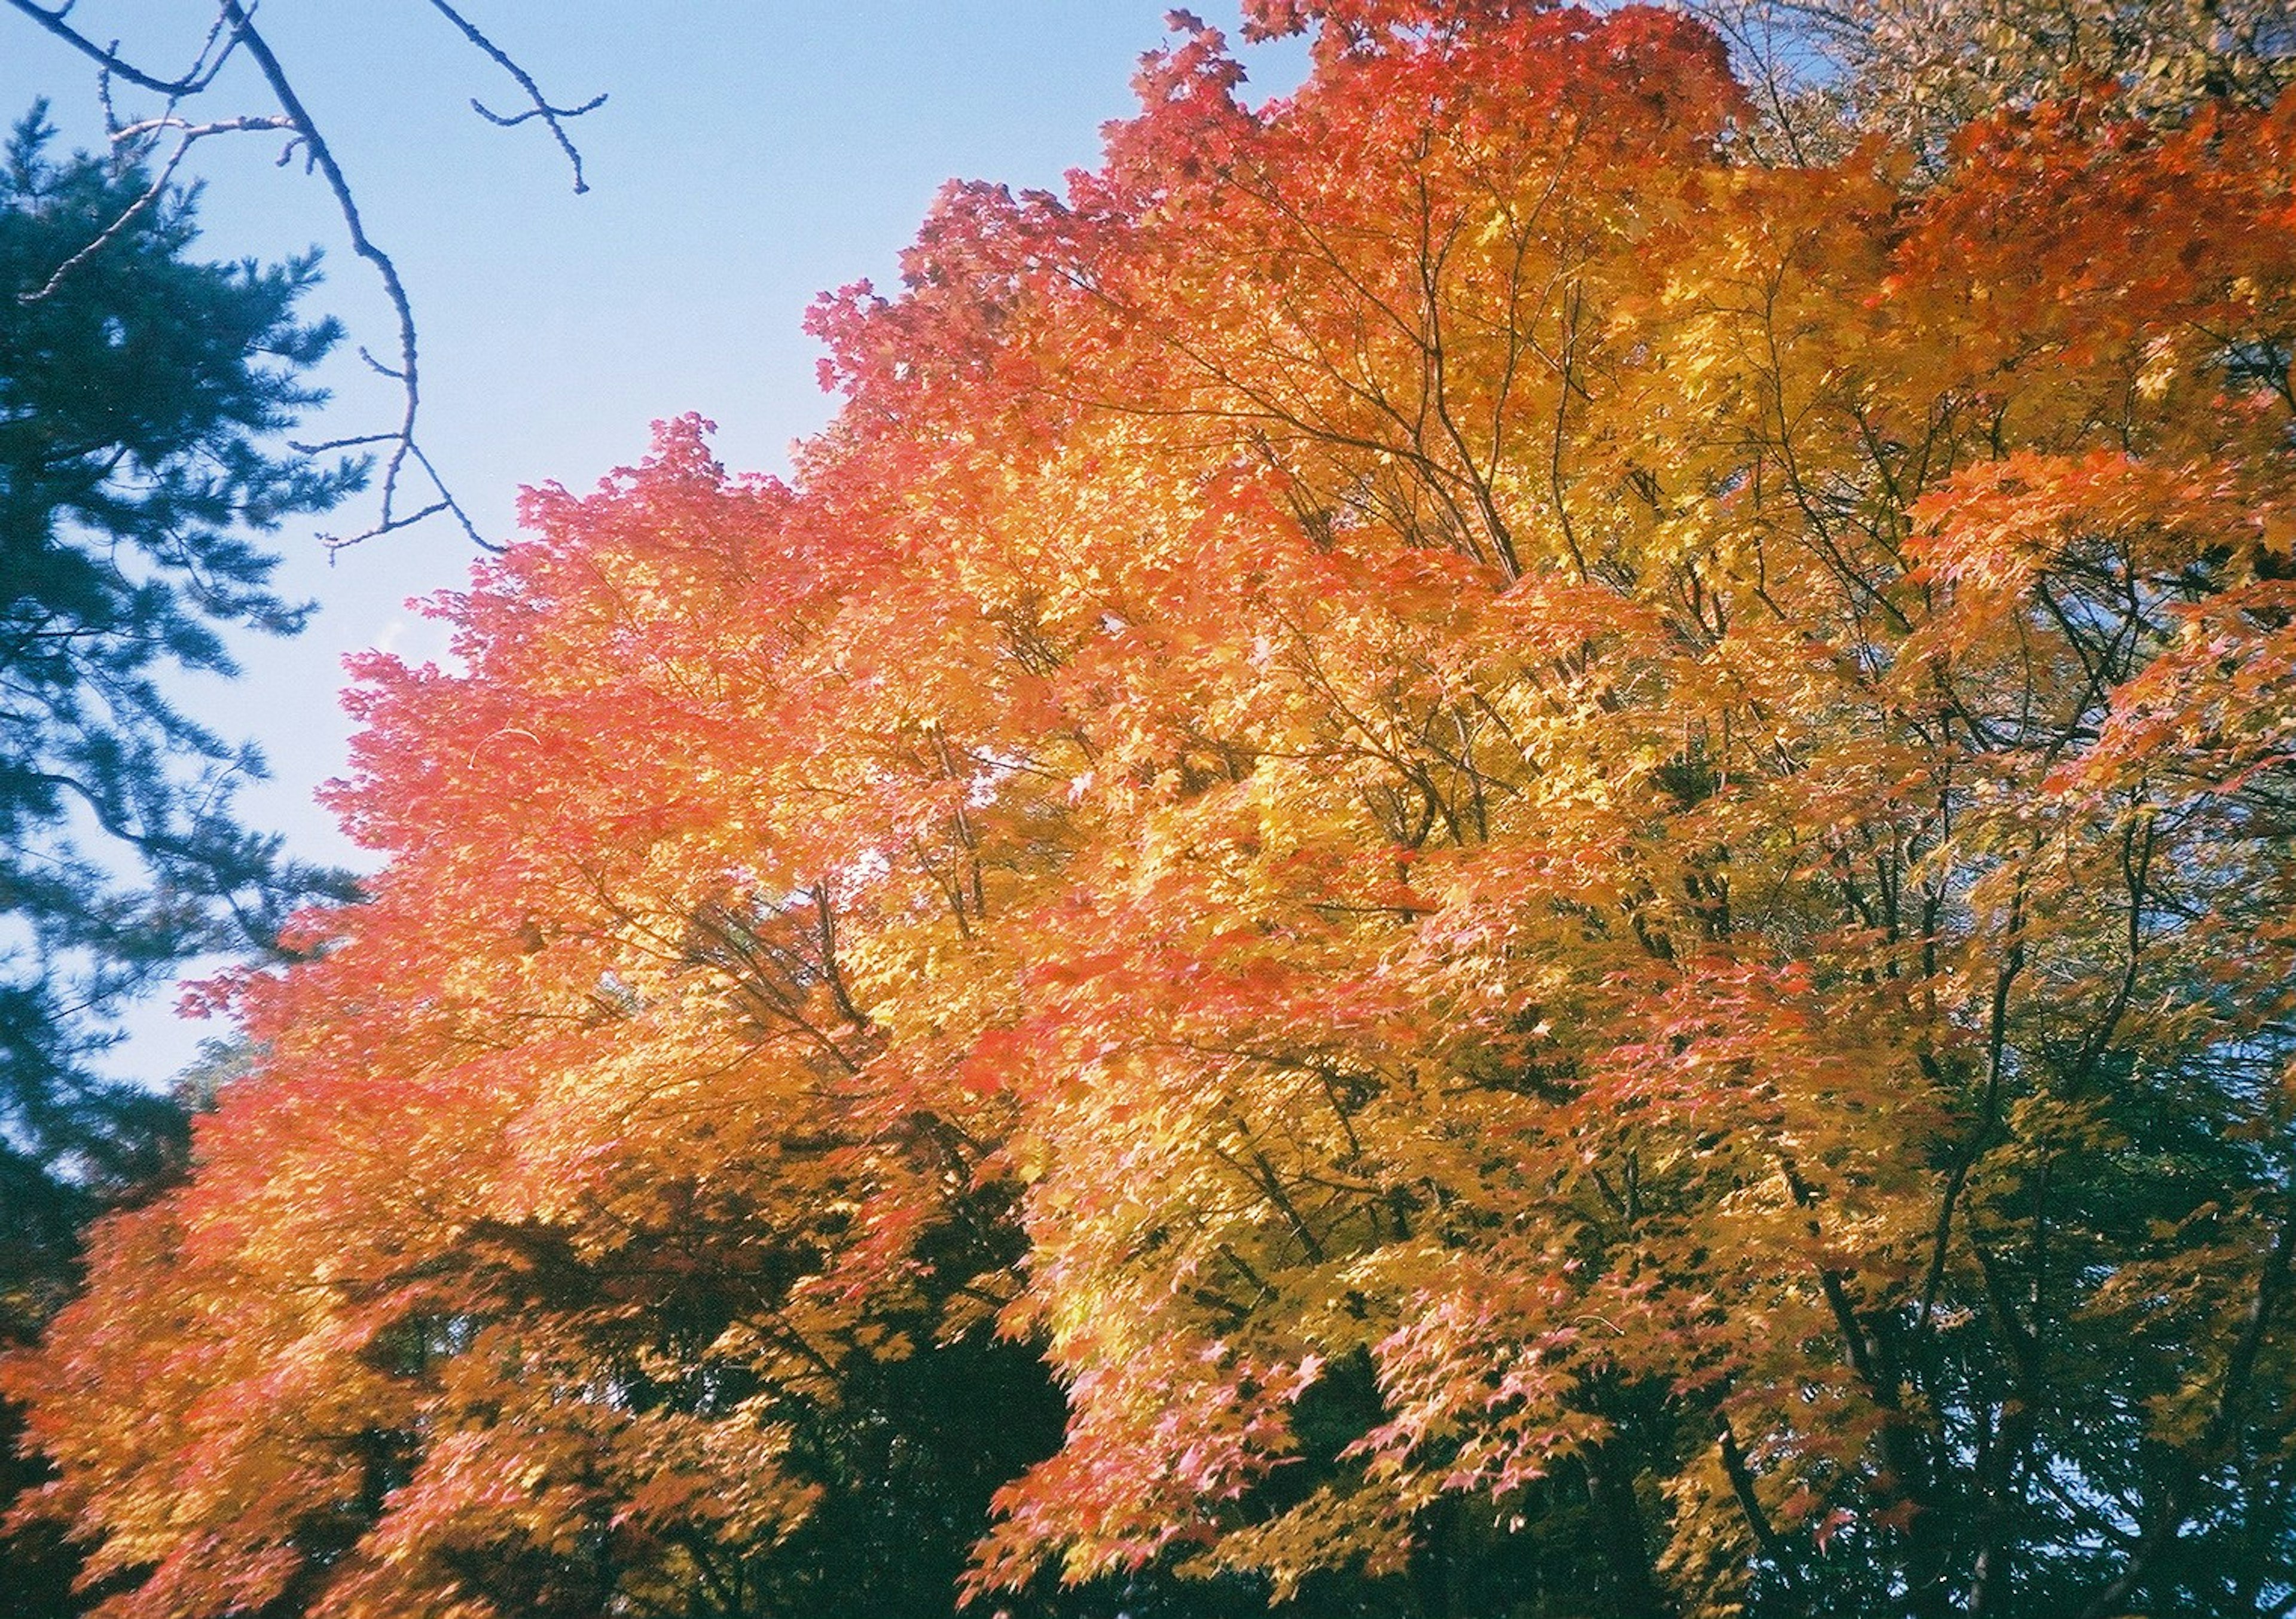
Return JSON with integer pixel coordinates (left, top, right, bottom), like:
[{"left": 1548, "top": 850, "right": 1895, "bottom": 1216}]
[
  {"left": 1690, "top": 0, "right": 2295, "bottom": 163},
  {"left": 13, "top": 4, "right": 2296, "bottom": 1617}
]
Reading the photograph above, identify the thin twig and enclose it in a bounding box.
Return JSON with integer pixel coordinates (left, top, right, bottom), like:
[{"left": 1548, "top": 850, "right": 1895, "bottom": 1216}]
[
  {"left": 213, "top": 0, "right": 451, "bottom": 551},
  {"left": 422, "top": 0, "right": 606, "bottom": 193},
  {"left": 7, "top": 0, "right": 597, "bottom": 553},
  {"left": 16, "top": 131, "right": 193, "bottom": 302},
  {"left": 4, "top": 0, "right": 239, "bottom": 96},
  {"left": 22, "top": 114, "right": 294, "bottom": 309}
]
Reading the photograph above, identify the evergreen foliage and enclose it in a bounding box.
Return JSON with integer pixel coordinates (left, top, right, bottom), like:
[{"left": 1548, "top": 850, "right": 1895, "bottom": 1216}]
[{"left": 0, "top": 104, "right": 354, "bottom": 1615}]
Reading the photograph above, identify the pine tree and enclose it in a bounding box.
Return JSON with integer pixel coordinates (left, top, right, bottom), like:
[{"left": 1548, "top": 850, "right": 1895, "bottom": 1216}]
[{"left": 0, "top": 103, "right": 356, "bottom": 1615}]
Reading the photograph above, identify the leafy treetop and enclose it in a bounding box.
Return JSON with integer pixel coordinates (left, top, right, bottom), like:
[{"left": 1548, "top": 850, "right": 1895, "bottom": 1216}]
[{"left": 13, "top": 6, "right": 2296, "bottom": 1618}]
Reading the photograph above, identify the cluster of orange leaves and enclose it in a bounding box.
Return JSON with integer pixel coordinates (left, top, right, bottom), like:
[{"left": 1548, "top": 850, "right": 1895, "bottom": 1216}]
[{"left": 13, "top": 2, "right": 2296, "bottom": 1614}]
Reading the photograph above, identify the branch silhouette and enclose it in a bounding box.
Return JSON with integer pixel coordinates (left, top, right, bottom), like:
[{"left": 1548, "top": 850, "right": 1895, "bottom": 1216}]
[{"left": 4, "top": 0, "right": 607, "bottom": 552}]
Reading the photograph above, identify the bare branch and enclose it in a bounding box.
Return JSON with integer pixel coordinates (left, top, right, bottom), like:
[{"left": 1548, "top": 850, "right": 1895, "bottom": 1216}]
[
  {"left": 8, "top": 0, "right": 594, "bottom": 554},
  {"left": 288, "top": 432, "right": 410, "bottom": 454},
  {"left": 105, "top": 109, "right": 288, "bottom": 145},
  {"left": 18, "top": 112, "right": 293, "bottom": 307},
  {"left": 401, "top": 439, "right": 488, "bottom": 552},
  {"left": 16, "top": 129, "right": 190, "bottom": 303},
  {"left": 422, "top": 0, "right": 606, "bottom": 193},
  {"left": 3, "top": 0, "right": 238, "bottom": 97},
  {"left": 207, "top": 0, "right": 435, "bottom": 551}
]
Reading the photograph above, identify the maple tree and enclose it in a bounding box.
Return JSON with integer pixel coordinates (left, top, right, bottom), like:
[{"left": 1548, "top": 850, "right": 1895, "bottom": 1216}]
[
  {"left": 1686, "top": 0, "right": 2296, "bottom": 170},
  {"left": 11, "top": 3, "right": 2296, "bottom": 1617}
]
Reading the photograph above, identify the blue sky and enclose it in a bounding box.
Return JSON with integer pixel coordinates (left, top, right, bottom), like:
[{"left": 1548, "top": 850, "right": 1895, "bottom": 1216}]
[{"left": 1, "top": 2, "right": 1307, "bottom": 1077}]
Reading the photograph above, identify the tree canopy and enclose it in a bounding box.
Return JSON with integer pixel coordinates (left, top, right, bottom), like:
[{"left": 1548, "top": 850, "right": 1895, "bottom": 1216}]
[{"left": 12, "top": 4, "right": 2296, "bottom": 1617}]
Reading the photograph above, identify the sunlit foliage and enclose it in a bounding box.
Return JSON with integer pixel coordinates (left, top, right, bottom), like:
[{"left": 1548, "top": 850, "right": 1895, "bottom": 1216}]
[{"left": 13, "top": 4, "right": 2296, "bottom": 1615}]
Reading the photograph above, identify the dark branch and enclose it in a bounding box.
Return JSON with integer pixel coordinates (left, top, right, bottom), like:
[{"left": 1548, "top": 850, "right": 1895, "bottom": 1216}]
[
  {"left": 8, "top": 0, "right": 597, "bottom": 553},
  {"left": 212, "top": 0, "right": 462, "bottom": 552},
  {"left": 2, "top": 0, "right": 237, "bottom": 96},
  {"left": 423, "top": 0, "right": 606, "bottom": 193}
]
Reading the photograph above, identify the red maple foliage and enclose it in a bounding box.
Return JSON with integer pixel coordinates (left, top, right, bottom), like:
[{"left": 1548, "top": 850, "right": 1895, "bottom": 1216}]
[{"left": 13, "top": 5, "right": 2296, "bottom": 1616}]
